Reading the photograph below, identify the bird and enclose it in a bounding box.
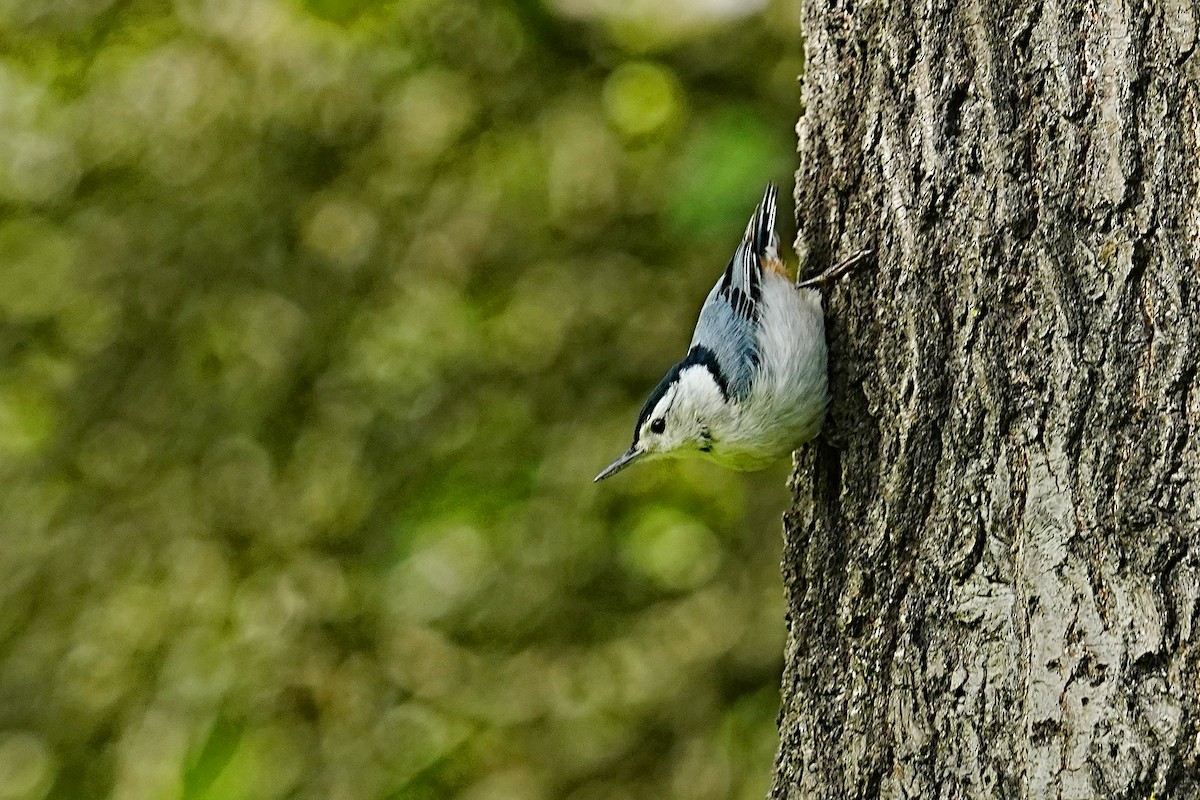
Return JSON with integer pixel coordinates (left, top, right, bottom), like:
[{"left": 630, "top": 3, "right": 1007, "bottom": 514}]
[{"left": 594, "top": 183, "right": 862, "bottom": 482}]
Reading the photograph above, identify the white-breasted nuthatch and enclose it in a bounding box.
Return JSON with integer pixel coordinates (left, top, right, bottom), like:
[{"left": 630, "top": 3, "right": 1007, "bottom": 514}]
[{"left": 595, "top": 184, "right": 861, "bottom": 482}]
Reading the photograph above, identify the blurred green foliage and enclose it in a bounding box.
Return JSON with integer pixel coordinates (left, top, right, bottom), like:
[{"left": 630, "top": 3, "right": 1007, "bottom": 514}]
[{"left": 0, "top": 1, "right": 804, "bottom": 798}]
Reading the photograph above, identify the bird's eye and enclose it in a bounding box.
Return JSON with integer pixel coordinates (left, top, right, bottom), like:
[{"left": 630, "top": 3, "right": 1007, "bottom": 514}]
[{"left": 650, "top": 418, "right": 666, "bottom": 434}]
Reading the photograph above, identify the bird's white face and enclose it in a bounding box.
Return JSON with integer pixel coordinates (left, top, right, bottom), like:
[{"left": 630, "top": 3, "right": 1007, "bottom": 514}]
[
  {"left": 636, "top": 368, "right": 725, "bottom": 458},
  {"left": 595, "top": 366, "right": 728, "bottom": 481}
]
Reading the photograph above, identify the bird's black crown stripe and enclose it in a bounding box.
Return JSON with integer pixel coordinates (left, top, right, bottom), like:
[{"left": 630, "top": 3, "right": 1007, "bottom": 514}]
[
  {"left": 633, "top": 368, "right": 676, "bottom": 444},
  {"left": 632, "top": 345, "right": 729, "bottom": 444}
]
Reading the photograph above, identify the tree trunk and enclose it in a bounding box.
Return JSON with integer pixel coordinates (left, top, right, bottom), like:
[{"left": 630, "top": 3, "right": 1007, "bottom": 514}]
[{"left": 775, "top": 1, "right": 1200, "bottom": 798}]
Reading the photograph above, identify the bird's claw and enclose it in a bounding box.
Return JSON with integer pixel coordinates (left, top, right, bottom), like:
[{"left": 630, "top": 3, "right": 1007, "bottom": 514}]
[{"left": 797, "top": 248, "right": 872, "bottom": 289}]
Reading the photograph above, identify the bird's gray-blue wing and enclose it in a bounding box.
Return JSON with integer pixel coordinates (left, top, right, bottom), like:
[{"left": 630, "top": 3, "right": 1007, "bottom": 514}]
[{"left": 687, "top": 183, "right": 778, "bottom": 401}]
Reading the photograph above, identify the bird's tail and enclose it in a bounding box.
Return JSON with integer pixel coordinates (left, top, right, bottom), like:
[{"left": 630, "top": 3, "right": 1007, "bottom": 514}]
[{"left": 745, "top": 183, "right": 786, "bottom": 276}]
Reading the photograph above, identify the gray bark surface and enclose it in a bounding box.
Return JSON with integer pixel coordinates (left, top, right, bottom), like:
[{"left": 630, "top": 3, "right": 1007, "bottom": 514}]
[{"left": 775, "top": 1, "right": 1200, "bottom": 797}]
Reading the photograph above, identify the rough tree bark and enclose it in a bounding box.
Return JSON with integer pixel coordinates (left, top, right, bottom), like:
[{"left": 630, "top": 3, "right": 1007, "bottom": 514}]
[{"left": 775, "top": 1, "right": 1200, "bottom": 798}]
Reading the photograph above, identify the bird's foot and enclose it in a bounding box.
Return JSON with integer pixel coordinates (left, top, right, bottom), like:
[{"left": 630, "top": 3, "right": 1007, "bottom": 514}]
[{"left": 797, "top": 248, "right": 872, "bottom": 289}]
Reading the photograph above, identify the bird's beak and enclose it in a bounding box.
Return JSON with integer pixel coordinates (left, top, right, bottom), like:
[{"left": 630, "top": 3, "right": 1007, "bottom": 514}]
[{"left": 594, "top": 446, "right": 643, "bottom": 482}]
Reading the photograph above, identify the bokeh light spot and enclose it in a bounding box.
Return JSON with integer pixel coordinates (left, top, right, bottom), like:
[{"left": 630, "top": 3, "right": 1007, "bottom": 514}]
[
  {"left": 386, "top": 69, "right": 478, "bottom": 163},
  {"left": 301, "top": 194, "right": 379, "bottom": 271},
  {"left": 622, "top": 508, "right": 722, "bottom": 591},
  {"left": 0, "top": 732, "right": 54, "bottom": 800},
  {"left": 389, "top": 523, "right": 491, "bottom": 623},
  {"left": 0, "top": 132, "right": 80, "bottom": 204},
  {"left": 602, "top": 62, "right": 683, "bottom": 139}
]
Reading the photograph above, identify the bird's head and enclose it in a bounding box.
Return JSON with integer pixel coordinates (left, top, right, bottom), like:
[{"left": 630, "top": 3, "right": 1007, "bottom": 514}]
[{"left": 595, "top": 352, "right": 729, "bottom": 482}]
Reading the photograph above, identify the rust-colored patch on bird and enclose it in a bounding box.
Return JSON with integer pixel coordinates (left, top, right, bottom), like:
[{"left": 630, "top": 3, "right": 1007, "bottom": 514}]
[{"left": 761, "top": 254, "right": 789, "bottom": 278}]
